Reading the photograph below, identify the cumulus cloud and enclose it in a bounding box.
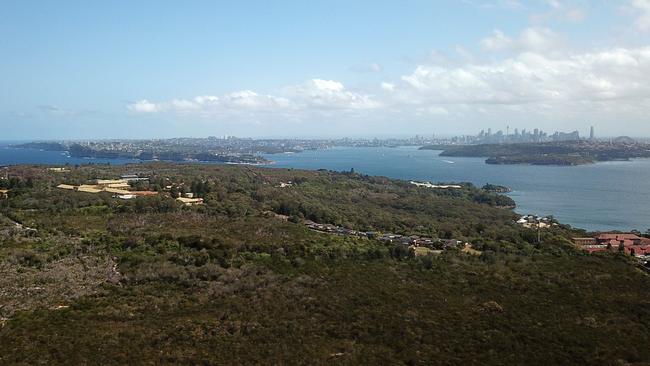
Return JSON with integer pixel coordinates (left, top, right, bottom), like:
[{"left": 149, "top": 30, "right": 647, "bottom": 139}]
[
  {"left": 129, "top": 92, "right": 292, "bottom": 115},
  {"left": 381, "top": 82, "right": 396, "bottom": 92},
  {"left": 286, "top": 79, "right": 380, "bottom": 110},
  {"left": 127, "top": 79, "right": 378, "bottom": 116},
  {"left": 481, "top": 27, "right": 562, "bottom": 53},
  {"left": 399, "top": 46, "right": 650, "bottom": 107},
  {"left": 127, "top": 100, "right": 159, "bottom": 113},
  {"left": 127, "top": 45, "right": 650, "bottom": 129},
  {"left": 125, "top": 28, "right": 650, "bottom": 136}
]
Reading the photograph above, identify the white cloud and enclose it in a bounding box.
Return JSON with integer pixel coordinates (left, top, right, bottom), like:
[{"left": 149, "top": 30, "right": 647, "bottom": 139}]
[
  {"left": 127, "top": 100, "right": 159, "bottom": 113},
  {"left": 631, "top": 0, "right": 650, "bottom": 31},
  {"left": 481, "top": 27, "right": 562, "bottom": 53},
  {"left": 481, "top": 30, "right": 514, "bottom": 51},
  {"left": 127, "top": 79, "right": 378, "bottom": 117},
  {"left": 286, "top": 79, "right": 380, "bottom": 109},
  {"left": 220, "top": 90, "right": 291, "bottom": 109},
  {"left": 530, "top": 0, "right": 587, "bottom": 23},
  {"left": 399, "top": 46, "right": 650, "bottom": 107},
  {"left": 127, "top": 92, "right": 291, "bottom": 115},
  {"left": 124, "top": 32, "right": 650, "bottom": 137},
  {"left": 381, "top": 82, "right": 396, "bottom": 92}
]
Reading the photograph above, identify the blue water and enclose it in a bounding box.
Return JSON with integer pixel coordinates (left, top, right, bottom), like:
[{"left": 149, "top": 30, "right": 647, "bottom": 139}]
[
  {"left": 263, "top": 146, "right": 650, "bottom": 232},
  {"left": 0, "top": 142, "right": 140, "bottom": 166},
  {"left": 1, "top": 142, "right": 648, "bottom": 231}
]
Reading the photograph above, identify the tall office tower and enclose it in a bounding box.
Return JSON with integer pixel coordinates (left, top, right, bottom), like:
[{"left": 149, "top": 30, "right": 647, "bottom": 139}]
[{"left": 590, "top": 126, "right": 595, "bottom": 140}]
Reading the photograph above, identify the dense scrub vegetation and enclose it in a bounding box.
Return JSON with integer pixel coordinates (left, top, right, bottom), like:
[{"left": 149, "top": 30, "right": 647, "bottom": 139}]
[
  {"left": 0, "top": 163, "right": 648, "bottom": 365},
  {"left": 421, "top": 141, "right": 650, "bottom": 165}
]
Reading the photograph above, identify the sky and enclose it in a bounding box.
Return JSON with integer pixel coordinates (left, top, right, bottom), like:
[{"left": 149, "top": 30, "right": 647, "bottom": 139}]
[{"left": 2, "top": 0, "right": 650, "bottom": 139}]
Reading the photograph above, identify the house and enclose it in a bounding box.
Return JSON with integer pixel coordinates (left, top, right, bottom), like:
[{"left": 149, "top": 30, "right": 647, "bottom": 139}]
[
  {"left": 104, "top": 188, "right": 132, "bottom": 195},
  {"left": 575, "top": 233, "right": 650, "bottom": 256},
  {"left": 95, "top": 179, "right": 129, "bottom": 187},
  {"left": 120, "top": 174, "right": 149, "bottom": 182},
  {"left": 115, "top": 194, "right": 136, "bottom": 200},
  {"left": 410, "top": 181, "right": 462, "bottom": 189},
  {"left": 177, "top": 197, "right": 204, "bottom": 206},
  {"left": 107, "top": 182, "right": 131, "bottom": 189},
  {"left": 77, "top": 185, "right": 103, "bottom": 193},
  {"left": 0, "top": 189, "right": 8, "bottom": 199},
  {"left": 595, "top": 233, "right": 646, "bottom": 245},
  {"left": 572, "top": 237, "right": 597, "bottom": 246},
  {"left": 130, "top": 191, "right": 159, "bottom": 196},
  {"left": 48, "top": 167, "right": 70, "bottom": 173}
]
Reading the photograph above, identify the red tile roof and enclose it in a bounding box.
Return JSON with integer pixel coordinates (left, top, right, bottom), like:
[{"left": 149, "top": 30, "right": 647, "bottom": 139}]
[{"left": 597, "top": 233, "right": 641, "bottom": 241}]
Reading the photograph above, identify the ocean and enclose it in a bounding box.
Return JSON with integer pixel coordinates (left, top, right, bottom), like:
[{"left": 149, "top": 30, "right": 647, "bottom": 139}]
[{"left": 1, "top": 142, "right": 648, "bottom": 232}]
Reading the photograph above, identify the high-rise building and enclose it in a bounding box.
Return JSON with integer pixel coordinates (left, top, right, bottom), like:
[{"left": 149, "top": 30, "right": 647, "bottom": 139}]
[{"left": 590, "top": 126, "right": 595, "bottom": 140}]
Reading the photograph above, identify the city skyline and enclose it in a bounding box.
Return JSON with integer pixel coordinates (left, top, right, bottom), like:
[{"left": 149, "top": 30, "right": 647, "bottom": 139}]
[
  {"left": 3, "top": 1, "right": 650, "bottom": 139},
  {"left": 2, "top": 125, "right": 612, "bottom": 143}
]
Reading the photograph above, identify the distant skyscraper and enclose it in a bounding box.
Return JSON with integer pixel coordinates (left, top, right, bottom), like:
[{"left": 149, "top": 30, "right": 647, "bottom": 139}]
[{"left": 590, "top": 126, "right": 595, "bottom": 140}]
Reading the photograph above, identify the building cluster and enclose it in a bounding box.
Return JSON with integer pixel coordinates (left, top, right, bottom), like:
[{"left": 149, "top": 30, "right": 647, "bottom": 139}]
[
  {"left": 276, "top": 181, "right": 293, "bottom": 188},
  {"left": 304, "top": 221, "right": 375, "bottom": 238},
  {"left": 176, "top": 196, "right": 204, "bottom": 206},
  {"left": 472, "top": 127, "right": 583, "bottom": 144},
  {"left": 304, "top": 220, "right": 477, "bottom": 256},
  {"left": 573, "top": 233, "right": 650, "bottom": 257},
  {"left": 516, "top": 215, "right": 558, "bottom": 229},
  {"left": 410, "top": 181, "right": 462, "bottom": 189},
  {"left": 53, "top": 170, "right": 207, "bottom": 206},
  {"left": 47, "top": 167, "right": 70, "bottom": 173},
  {"left": 57, "top": 175, "right": 158, "bottom": 199}
]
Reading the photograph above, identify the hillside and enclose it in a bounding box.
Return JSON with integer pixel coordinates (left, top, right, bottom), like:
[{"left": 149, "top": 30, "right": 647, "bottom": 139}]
[{"left": 0, "top": 163, "right": 648, "bottom": 365}]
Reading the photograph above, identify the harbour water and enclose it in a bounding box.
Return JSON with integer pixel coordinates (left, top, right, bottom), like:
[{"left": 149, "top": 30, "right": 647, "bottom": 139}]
[
  {"left": 263, "top": 146, "right": 650, "bottom": 232},
  {"left": 1, "top": 142, "right": 648, "bottom": 232}
]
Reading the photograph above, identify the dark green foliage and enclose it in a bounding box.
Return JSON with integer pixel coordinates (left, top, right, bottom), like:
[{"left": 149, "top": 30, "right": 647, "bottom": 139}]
[
  {"left": 0, "top": 163, "right": 648, "bottom": 365},
  {"left": 422, "top": 141, "right": 650, "bottom": 166}
]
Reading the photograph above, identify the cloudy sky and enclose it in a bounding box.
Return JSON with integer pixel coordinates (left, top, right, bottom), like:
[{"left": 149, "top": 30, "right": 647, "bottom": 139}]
[{"left": 2, "top": 0, "right": 650, "bottom": 139}]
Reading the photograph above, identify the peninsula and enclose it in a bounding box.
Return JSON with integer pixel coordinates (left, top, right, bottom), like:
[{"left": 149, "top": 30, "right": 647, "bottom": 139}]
[{"left": 420, "top": 140, "right": 650, "bottom": 166}]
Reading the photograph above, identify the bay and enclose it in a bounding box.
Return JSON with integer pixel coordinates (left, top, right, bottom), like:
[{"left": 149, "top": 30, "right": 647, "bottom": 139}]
[
  {"left": 0, "top": 142, "right": 140, "bottom": 166},
  {"left": 1, "top": 142, "right": 648, "bottom": 232},
  {"left": 263, "top": 146, "right": 650, "bottom": 232}
]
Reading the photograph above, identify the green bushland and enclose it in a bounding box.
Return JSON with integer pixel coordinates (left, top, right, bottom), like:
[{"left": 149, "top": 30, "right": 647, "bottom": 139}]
[{"left": 0, "top": 163, "right": 647, "bottom": 365}]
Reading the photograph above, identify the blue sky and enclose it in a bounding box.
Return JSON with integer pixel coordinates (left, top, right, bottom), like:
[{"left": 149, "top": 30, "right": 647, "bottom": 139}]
[{"left": 2, "top": 0, "right": 650, "bottom": 139}]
